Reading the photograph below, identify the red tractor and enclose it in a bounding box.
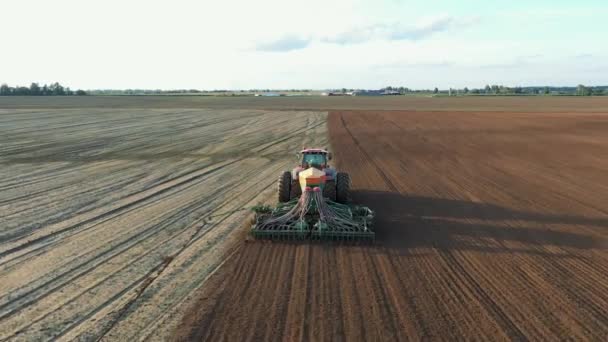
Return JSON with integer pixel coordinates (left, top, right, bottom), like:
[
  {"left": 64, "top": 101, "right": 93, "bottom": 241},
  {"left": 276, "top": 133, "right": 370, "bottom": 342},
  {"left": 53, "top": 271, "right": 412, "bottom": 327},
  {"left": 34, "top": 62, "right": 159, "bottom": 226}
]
[{"left": 278, "top": 148, "right": 351, "bottom": 204}]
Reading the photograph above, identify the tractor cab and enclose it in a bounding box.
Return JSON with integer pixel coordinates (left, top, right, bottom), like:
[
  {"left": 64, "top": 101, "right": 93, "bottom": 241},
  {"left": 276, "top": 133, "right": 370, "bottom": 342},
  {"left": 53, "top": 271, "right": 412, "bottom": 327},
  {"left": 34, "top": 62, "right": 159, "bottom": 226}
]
[{"left": 300, "top": 148, "right": 331, "bottom": 169}]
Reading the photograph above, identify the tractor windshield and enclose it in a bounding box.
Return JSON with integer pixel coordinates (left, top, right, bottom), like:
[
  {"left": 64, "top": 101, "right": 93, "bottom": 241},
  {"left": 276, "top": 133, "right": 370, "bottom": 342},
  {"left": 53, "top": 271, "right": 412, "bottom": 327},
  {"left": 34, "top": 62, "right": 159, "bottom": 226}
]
[{"left": 302, "top": 153, "right": 326, "bottom": 168}]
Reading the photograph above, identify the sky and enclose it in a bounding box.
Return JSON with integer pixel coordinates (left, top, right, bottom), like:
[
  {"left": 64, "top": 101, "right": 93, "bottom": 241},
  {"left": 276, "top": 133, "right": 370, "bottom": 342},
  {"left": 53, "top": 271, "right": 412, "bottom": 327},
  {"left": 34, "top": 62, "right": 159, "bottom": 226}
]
[{"left": 1, "top": 0, "right": 607, "bottom": 89}]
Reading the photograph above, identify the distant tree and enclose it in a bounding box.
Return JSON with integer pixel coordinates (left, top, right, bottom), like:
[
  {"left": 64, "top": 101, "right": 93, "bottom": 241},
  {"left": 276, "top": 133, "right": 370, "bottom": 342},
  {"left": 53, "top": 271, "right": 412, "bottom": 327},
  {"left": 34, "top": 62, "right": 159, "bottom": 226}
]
[
  {"left": 543, "top": 87, "right": 550, "bottom": 95},
  {"left": 75, "top": 89, "right": 87, "bottom": 95},
  {"left": 48, "top": 82, "right": 65, "bottom": 96},
  {"left": 433, "top": 87, "right": 439, "bottom": 94},
  {"left": 463, "top": 87, "right": 469, "bottom": 94},
  {"left": 0, "top": 82, "right": 85, "bottom": 96},
  {"left": 0, "top": 83, "right": 10, "bottom": 95},
  {"left": 576, "top": 84, "right": 592, "bottom": 96},
  {"left": 29, "top": 83, "right": 41, "bottom": 95},
  {"left": 484, "top": 85, "right": 491, "bottom": 94},
  {"left": 14, "top": 86, "right": 30, "bottom": 95}
]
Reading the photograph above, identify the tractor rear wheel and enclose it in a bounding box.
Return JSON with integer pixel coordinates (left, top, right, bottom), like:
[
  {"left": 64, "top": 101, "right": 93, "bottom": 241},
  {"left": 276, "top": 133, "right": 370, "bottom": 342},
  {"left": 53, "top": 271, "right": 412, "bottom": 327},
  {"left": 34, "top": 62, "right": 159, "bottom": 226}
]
[
  {"left": 290, "top": 179, "right": 301, "bottom": 200},
  {"left": 336, "top": 172, "right": 351, "bottom": 204},
  {"left": 323, "top": 180, "right": 337, "bottom": 201},
  {"left": 278, "top": 171, "right": 292, "bottom": 203}
]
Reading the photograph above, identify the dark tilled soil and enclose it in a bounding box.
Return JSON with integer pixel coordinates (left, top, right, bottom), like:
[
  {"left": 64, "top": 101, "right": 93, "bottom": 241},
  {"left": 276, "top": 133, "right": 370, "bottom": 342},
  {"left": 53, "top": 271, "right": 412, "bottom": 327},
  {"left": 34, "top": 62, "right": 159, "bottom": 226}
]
[{"left": 176, "top": 110, "right": 608, "bottom": 341}]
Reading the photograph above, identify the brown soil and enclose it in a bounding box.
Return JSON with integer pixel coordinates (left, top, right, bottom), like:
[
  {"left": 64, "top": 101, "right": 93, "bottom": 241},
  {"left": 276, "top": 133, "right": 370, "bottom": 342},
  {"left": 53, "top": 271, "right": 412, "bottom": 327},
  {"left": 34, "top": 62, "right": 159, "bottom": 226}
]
[{"left": 176, "top": 110, "right": 608, "bottom": 341}]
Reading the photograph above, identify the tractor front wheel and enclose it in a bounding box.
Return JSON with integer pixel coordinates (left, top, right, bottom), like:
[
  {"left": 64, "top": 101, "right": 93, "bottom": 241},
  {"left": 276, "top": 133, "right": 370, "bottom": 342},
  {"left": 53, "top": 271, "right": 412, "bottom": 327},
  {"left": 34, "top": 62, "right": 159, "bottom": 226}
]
[
  {"left": 336, "top": 172, "right": 351, "bottom": 204},
  {"left": 278, "top": 171, "right": 292, "bottom": 203}
]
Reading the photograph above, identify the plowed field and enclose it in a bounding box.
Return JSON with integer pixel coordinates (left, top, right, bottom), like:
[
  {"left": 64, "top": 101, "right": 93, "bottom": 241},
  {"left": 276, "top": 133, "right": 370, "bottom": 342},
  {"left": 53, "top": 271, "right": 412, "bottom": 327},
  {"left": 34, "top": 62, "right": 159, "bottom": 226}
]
[
  {"left": 0, "top": 108, "right": 327, "bottom": 340},
  {"left": 177, "top": 110, "right": 608, "bottom": 341}
]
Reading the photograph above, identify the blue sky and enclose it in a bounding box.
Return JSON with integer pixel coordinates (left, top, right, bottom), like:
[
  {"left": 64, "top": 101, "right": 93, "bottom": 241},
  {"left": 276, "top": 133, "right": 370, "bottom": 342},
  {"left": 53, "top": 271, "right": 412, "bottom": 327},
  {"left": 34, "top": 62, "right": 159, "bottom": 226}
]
[{"left": 1, "top": 0, "right": 606, "bottom": 89}]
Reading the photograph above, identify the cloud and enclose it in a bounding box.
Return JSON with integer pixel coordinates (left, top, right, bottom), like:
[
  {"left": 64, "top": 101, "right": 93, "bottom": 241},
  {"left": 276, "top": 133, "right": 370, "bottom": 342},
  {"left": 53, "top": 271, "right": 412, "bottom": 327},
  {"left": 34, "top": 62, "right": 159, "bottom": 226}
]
[
  {"left": 255, "top": 35, "right": 312, "bottom": 52},
  {"left": 323, "top": 15, "right": 477, "bottom": 45},
  {"left": 254, "top": 15, "right": 478, "bottom": 52}
]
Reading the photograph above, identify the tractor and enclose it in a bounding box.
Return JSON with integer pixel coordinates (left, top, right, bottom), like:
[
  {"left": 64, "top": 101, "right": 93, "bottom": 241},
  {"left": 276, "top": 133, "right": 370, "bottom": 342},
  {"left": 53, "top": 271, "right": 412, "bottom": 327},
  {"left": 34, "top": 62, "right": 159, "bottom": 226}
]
[
  {"left": 250, "top": 148, "right": 374, "bottom": 241},
  {"left": 278, "top": 148, "right": 351, "bottom": 204}
]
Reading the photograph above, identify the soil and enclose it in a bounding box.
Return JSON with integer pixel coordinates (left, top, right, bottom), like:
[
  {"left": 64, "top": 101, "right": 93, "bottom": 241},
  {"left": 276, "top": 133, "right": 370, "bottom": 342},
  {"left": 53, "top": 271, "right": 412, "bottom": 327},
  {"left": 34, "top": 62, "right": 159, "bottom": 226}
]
[
  {"left": 0, "top": 108, "right": 327, "bottom": 340},
  {"left": 2, "top": 95, "right": 608, "bottom": 113},
  {"left": 175, "top": 110, "right": 608, "bottom": 341}
]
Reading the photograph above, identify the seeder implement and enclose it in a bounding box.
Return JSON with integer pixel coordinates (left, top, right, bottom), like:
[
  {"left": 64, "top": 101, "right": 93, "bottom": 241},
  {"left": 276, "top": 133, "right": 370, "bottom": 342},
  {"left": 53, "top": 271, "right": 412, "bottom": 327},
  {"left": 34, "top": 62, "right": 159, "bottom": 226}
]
[
  {"left": 251, "top": 187, "right": 374, "bottom": 241},
  {"left": 250, "top": 148, "right": 374, "bottom": 241}
]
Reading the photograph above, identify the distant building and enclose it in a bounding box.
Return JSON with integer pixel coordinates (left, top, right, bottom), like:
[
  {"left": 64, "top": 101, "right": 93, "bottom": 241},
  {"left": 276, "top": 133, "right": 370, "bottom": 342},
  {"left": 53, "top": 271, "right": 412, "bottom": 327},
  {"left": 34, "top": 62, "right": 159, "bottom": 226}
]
[
  {"left": 322, "top": 89, "right": 402, "bottom": 96},
  {"left": 383, "top": 90, "right": 401, "bottom": 95},
  {"left": 352, "top": 90, "right": 383, "bottom": 96}
]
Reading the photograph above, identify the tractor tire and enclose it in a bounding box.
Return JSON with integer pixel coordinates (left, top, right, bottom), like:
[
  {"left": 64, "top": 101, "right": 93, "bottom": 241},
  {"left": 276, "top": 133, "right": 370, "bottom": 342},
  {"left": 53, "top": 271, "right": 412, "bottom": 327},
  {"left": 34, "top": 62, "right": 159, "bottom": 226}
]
[
  {"left": 278, "top": 171, "right": 292, "bottom": 203},
  {"left": 336, "top": 172, "right": 351, "bottom": 204},
  {"left": 290, "top": 179, "right": 302, "bottom": 200},
  {"left": 323, "top": 180, "right": 337, "bottom": 201}
]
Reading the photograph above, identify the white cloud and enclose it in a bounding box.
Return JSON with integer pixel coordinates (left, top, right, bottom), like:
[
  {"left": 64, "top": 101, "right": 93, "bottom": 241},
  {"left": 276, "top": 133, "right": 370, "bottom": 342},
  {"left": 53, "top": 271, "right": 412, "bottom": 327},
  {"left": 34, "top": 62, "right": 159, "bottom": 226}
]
[
  {"left": 254, "top": 15, "right": 479, "bottom": 52},
  {"left": 255, "top": 36, "right": 312, "bottom": 52},
  {"left": 324, "top": 15, "right": 477, "bottom": 44}
]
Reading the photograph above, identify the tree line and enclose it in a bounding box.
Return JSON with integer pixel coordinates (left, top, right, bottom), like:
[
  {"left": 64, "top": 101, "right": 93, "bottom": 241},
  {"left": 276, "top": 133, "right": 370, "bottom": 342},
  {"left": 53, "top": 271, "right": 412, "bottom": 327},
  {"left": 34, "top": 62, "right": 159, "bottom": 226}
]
[
  {"left": 2, "top": 82, "right": 604, "bottom": 97},
  {"left": 87, "top": 88, "right": 317, "bottom": 95},
  {"left": 0, "top": 83, "right": 87, "bottom": 96},
  {"left": 426, "top": 84, "right": 606, "bottom": 96},
  {"left": 352, "top": 85, "right": 606, "bottom": 96}
]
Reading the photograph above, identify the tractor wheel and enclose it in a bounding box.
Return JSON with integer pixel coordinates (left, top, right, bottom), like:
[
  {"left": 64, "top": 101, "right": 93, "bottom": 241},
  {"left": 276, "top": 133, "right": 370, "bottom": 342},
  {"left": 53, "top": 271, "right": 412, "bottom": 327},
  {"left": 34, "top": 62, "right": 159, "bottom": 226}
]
[
  {"left": 278, "top": 171, "right": 292, "bottom": 203},
  {"left": 290, "top": 179, "right": 302, "bottom": 200},
  {"left": 336, "top": 172, "right": 351, "bottom": 204},
  {"left": 323, "top": 180, "right": 337, "bottom": 201}
]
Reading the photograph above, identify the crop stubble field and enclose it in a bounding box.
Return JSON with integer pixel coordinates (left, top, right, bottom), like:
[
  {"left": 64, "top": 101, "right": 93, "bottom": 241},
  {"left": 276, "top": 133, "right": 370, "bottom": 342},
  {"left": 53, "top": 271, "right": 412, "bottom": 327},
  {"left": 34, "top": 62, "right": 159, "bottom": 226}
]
[
  {"left": 1, "top": 96, "right": 608, "bottom": 341},
  {"left": 0, "top": 107, "right": 327, "bottom": 340},
  {"left": 176, "top": 106, "right": 608, "bottom": 340}
]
